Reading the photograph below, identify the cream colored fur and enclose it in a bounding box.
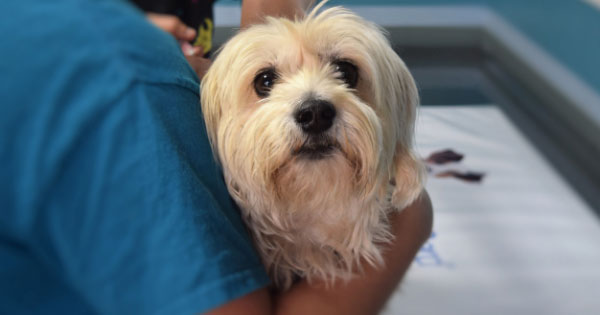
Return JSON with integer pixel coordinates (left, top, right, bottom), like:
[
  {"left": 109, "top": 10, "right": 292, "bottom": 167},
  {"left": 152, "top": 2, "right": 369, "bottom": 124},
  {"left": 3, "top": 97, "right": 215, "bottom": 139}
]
[{"left": 201, "top": 4, "right": 425, "bottom": 290}]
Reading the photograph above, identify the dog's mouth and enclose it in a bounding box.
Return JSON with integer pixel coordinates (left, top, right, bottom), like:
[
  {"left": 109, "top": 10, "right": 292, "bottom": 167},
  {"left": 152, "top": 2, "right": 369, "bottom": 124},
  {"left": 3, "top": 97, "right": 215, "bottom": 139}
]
[{"left": 293, "top": 136, "right": 339, "bottom": 160}]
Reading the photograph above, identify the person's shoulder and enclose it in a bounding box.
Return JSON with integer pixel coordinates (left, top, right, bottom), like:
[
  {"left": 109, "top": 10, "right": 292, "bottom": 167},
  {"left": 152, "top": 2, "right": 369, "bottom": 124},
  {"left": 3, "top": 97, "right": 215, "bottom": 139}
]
[
  {"left": 0, "top": 0, "right": 201, "bottom": 200},
  {"left": 0, "top": 0, "right": 198, "bottom": 93}
]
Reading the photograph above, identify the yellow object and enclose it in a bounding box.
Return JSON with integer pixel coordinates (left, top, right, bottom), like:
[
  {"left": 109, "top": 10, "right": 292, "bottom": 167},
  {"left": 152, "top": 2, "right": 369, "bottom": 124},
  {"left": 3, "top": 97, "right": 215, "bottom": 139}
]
[{"left": 193, "top": 18, "right": 213, "bottom": 53}]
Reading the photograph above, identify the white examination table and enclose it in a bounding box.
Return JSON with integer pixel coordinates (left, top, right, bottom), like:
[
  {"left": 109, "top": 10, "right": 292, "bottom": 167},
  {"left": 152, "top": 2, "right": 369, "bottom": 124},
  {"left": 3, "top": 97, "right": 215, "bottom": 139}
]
[{"left": 384, "top": 106, "right": 600, "bottom": 315}]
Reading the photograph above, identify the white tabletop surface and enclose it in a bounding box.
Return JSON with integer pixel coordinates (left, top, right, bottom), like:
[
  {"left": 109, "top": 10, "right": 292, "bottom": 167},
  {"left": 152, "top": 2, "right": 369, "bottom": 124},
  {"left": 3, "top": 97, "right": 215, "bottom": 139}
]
[{"left": 384, "top": 106, "right": 600, "bottom": 315}]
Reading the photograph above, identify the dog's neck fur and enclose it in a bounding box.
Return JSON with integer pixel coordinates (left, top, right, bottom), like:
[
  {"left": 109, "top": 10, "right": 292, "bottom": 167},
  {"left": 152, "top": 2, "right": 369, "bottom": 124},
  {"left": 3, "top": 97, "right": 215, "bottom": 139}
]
[{"left": 227, "top": 152, "right": 394, "bottom": 289}]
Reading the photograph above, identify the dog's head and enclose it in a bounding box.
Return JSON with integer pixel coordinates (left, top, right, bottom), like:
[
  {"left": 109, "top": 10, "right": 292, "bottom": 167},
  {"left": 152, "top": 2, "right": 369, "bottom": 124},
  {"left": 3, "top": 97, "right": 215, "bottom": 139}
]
[{"left": 201, "top": 6, "right": 424, "bottom": 219}]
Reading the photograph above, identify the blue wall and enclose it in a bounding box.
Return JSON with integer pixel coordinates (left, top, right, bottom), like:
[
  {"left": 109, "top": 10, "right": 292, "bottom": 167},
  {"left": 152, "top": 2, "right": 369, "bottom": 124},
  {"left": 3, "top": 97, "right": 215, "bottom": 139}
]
[
  {"left": 332, "top": 0, "right": 600, "bottom": 94},
  {"left": 219, "top": 0, "right": 600, "bottom": 94}
]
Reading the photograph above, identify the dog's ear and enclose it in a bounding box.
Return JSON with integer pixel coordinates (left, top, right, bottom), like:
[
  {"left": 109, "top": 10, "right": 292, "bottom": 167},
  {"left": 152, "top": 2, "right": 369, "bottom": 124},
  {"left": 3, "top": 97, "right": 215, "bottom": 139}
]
[
  {"left": 377, "top": 45, "right": 426, "bottom": 210},
  {"left": 390, "top": 146, "right": 426, "bottom": 211}
]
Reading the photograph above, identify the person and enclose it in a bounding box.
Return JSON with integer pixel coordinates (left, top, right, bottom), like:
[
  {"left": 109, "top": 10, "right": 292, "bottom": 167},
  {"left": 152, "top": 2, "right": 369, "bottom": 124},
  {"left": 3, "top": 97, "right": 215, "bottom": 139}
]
[{"left": 0, "top": 0, "right": 433, "bottom": 314}]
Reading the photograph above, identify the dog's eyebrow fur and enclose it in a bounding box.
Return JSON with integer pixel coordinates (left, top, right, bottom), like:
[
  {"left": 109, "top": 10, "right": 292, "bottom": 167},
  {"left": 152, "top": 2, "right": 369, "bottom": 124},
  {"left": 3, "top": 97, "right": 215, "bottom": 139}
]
[
  {"left": 254, "top": 65, "right": 278, "bottom": 77},
  {"left": 322, "top": 54, "right": 360, "bottom": 72},
  {"left": 319, "top": 52, "right": 340, "bottom": 62}
]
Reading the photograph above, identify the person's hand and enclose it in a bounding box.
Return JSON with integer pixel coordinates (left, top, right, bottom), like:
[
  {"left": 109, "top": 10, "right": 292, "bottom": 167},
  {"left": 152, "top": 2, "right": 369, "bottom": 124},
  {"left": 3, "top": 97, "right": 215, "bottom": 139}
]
[
  {"left": 146, "top": 13, "right": 197, "bottom": 42},
  {"left": 146, "top": 13, "right": 212, "bottom": 79}
]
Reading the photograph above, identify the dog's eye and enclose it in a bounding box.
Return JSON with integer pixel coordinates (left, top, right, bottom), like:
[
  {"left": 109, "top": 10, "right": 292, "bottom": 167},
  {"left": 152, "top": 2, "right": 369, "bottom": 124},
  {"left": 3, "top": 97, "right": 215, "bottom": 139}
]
[
  {"left": 333, "top": 61, "right": 358, "bottom": 88},
  {"left": 253, "top": 68, "right": 279, "bottom": 98}
]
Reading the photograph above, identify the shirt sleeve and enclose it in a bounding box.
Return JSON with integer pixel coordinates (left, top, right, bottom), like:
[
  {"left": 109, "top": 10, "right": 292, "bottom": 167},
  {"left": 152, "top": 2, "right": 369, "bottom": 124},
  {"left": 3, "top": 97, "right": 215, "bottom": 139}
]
[{"left": 31, "top": 80, "right": 270, "bottom": 314}]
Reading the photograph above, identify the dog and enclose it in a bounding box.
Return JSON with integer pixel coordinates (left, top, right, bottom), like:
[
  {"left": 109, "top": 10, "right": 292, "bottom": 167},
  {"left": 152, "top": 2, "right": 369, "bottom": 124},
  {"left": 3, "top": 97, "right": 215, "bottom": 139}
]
[{"left": 201, "top": 4, "right": 425, "bottom": 289}]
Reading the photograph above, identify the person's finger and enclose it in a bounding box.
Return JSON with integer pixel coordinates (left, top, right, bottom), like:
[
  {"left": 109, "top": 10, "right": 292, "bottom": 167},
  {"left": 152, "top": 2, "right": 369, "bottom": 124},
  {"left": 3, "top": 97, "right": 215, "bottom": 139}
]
[
  {"left": 147, "top": 13, "right": 196, "bottom": 41},
  {"left": 180, "top": 42, "right": 205, "bottom": 56},
  {"left": 173, "top": 22, "right": 196, "bottom": 41},
  {"left": 180, "top": 42, "right": 194, "bottom": 56}
]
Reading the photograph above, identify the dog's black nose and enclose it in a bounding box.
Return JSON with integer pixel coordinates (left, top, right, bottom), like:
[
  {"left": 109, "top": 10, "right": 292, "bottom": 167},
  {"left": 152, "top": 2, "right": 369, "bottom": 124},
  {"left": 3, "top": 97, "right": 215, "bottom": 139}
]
[{"left": 294, "top": 100, "right": 336, "bottom": 134}]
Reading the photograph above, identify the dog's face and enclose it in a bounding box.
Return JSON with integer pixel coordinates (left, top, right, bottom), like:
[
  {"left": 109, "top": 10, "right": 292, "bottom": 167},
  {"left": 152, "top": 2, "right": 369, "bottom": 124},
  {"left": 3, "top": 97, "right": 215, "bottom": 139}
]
[
  {"left": 202, "top": 6, "right": 423, "bottom": 254},
  {"left": 202, "top": 6, "right": 422, "bottom": 208},
  {"left": 202, "top": 6, "right": 424, "bottom": 288}
]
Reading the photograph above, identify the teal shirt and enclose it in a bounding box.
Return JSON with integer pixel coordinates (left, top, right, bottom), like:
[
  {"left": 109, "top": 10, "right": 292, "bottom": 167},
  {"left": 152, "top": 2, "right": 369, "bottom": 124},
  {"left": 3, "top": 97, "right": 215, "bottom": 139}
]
[{"left": 0, "top": 0, "right": 269, "bottom": 313}]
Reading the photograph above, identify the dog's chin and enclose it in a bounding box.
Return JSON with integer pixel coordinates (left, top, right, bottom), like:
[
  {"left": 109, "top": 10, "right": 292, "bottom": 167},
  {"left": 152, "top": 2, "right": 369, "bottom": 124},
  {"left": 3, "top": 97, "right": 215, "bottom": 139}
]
[
  {"left": 295, "top": 144, "right": 337, "bottom": 160},
  {"left": 293, "top": 137, "right": 340, "bottom": 160}
]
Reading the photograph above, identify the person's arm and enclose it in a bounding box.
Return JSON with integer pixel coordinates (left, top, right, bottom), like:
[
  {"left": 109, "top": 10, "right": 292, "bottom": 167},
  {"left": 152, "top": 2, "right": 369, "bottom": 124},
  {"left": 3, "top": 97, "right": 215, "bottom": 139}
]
[
  {"left": 241, "top": 0, "right": 314, "bottom": 28},
  {"left": 206, "top": 191, "right": 434, "bottom": 315}
]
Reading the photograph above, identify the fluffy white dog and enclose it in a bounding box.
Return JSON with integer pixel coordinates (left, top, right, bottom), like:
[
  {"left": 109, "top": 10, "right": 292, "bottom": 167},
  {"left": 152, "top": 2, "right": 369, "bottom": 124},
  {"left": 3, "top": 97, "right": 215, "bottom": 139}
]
[{"left": 201, "top": 4, "right": 425, "bottom": 289}]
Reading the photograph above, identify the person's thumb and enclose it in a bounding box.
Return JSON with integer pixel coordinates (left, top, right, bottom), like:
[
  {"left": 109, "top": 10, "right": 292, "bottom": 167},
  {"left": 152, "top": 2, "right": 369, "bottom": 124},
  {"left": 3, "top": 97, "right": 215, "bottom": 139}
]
[
  {"left": 174, "top": 22, "right": 196, "bottom": 42},
  {"left": 147, "top": 13, "right": 196, "bottom": 41}
]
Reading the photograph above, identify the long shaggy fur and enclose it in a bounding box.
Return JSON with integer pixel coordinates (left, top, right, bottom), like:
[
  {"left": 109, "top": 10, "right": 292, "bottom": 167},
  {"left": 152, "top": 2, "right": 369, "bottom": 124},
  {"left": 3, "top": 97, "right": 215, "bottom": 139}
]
[{"left": 201, "top": 4, "right": 425, "bottom": 289}]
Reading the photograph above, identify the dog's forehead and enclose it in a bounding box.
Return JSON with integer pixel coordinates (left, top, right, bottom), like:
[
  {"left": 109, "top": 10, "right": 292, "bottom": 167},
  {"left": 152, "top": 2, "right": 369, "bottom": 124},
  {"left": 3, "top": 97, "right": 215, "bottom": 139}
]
[{"left": 245, "top": 17, "right": 373, "bottom": 71}]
